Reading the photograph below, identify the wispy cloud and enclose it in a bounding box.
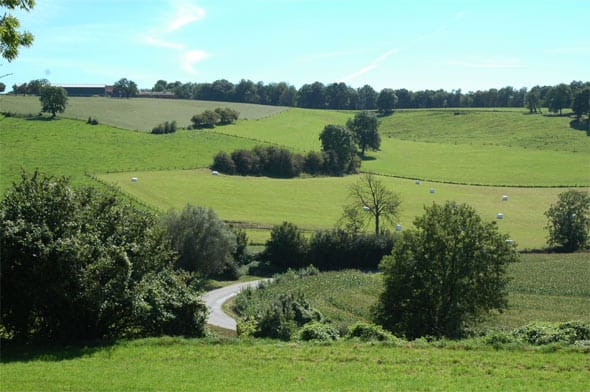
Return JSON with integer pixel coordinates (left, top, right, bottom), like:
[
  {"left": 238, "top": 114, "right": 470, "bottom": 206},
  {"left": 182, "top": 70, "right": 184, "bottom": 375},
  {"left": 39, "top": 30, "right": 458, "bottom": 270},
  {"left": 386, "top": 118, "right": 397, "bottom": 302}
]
[
  {"left": 165, "top": 2, "right": 206, "bottom": 32},
  {"left": 338, "top": 48, "right": 399, "bottom": 83},
  {"left": 140, "top": 34, "right": 186, "bottom": 50},
  {"left": 298, "top": 49, "right": 365, "bottom": 63},
  {"left": 444, "top": 57, "right": 524, "bottom": 69},
  {"left": 181, "top": 50, "right": 210, "bottom": 74}
]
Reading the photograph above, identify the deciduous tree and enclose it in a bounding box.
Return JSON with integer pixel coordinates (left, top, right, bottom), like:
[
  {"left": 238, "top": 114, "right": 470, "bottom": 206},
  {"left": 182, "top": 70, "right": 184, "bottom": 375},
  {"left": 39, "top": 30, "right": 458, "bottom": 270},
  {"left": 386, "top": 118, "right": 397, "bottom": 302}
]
[
  {"left": 376, "top": 88, "right": 397, "bottom": 114},
  {"left": 346, "top": 111, "right": 380, "bottom": 156},
  {"left": 0, "top": 0, "right": 34, "bottom": 61},
  {"left": 39, "top": 85, "right": 68, "bottom": 118},
  {"left": 319, "top": 124, "right": 359, "bottom": 175},
  {"left": 113, "top": 78, "right": 138, "bottom": 98},
  {"left": 545, "top": 190, "right": 590, "bottom": 252},
  {"left": 374, "top": 201, "right": 518, "bottom": 339}
]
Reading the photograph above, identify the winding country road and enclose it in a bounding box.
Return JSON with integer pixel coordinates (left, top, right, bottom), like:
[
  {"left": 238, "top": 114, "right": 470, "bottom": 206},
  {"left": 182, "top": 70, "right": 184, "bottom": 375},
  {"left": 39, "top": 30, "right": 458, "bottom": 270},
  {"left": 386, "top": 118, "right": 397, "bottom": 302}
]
[{"left": 202, "top": 280, "right": 266, "bottom": 331}]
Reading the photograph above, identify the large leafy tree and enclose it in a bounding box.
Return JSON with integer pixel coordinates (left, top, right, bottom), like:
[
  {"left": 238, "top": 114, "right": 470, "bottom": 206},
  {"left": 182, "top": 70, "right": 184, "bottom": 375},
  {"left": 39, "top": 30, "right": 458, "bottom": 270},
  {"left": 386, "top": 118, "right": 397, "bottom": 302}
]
[
  {"left": 113, "top": 77, "right": 138, "bottom": 98},
  {"left": 0, "top": 171, "right": 206, "bottom": 342},
  {"left": 545, "top": 190, "right": 590, "bottom": 252},
  {"left": 526, "top": 86, "right": 542, "bottom": 113},
  {"left": 346, "top": 111, "right": 381, "bottom": 156},
  {"left": 546, "top": 83, "right": 572, "bottom": 115},
  {"left": 0, "top": 0, "right": 34, "bottom": 61},
  {"left": 319, "top": 124, "right": 359, "bottom": 175},
  {"left": 572, "top": 87, "right": 590, "bottom": 123},
  {"left": 376, "top": 88, "right": 397, "bottom": 114},
  {"left": 347, "top": 174, "right": 401, "bottom": 235},
  {"left": 374, "top": 201, "right": 518, "bottom": 339},
  {"left": 39, "top": 85, "right": 68, "bottom": 118}
]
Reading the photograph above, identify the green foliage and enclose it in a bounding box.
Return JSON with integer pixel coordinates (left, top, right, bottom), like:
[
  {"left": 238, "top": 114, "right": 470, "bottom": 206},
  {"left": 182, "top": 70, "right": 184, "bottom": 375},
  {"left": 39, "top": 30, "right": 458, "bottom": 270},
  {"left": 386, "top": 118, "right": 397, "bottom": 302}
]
[
  {"left": 512, "top": 321, "right": 590, "bottom": 345},
  {"left": 346, "top": 322, "right": 396, "bottom": 342},
  {"left": 376, "top": 88, "right": 397, "bottom": 114},
  {"left": 211, "top": 151, "right": 236, "bottom": 174},
  {"left": 214, "top": 107, "right": 239, "bottom": 125},
  {"left": 298, "top": 321, "right": 340, "bottom": 341},
  {"left": 572, "top": 87, "right": 590, "bottom": 120},
  {"left": 151, "top": 121, "right": 177, "bottom": 134},
  {"left": 0, "top": 171, "right": 206, "bottom": 342},
  {"left": 162, "top": 204, "right": 237, "bottom": 277},
  {"left": 191, "top": 110, "right": 220, "bottom": 129},
  {"left": 39, "top": 86, "right": 68, "bottom": 118},
  {"left": 264, "top": 222, "right": 308, "bottom": 269},
  {"left": 546, "top": 83, "right": 572, "bottom": 115},
  {"left": 86, "top": 116, "right": 99, "bottom": 125},
  {"left": 374, "top": 201, "right": 519, "bottom": 339},
  {"left": 0, "top": 0, "right": 35, "bottom": 61},
  {"left": 113, "top": 78, "right": 138, "bottom": 98},
  {"left": 545, "top": 189, "right": 590, "bottom": 251},
  {"left": 346, "top": 110, "right": 381, "bottom": 156},
  {"left": 319, "top": 124, "right": 359, "bottom": 175}
]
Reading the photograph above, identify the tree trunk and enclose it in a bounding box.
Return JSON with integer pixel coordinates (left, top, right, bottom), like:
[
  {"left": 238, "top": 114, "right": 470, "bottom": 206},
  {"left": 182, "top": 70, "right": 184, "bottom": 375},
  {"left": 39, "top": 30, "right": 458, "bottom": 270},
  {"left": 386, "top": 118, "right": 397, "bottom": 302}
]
[{"left": 375, "top": 213, "right": 380, "bottom": 235}]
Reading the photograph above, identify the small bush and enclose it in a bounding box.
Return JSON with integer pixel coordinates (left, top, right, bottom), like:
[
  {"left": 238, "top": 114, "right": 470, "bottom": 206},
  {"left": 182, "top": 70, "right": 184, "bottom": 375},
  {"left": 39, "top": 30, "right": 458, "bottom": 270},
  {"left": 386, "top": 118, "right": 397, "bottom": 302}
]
[
  {"left": 87, "top": 116, "right": 99, "bottom": 125},
  {"left": 191, "top": 110, "right": 219, "bottom": 129},
  {"left": 298, "top": 321, "right": 340, "bottom": 342},
  {"left": 211, "top": 151, "right": 236, "bottom": 174},
  {"left": 264, "top": 222, "right": 308, "bottom": 269},
  {"left": 512, "top": 321, "right": 590, "bottom": 345},
  {"left": 346, "top": 322, "right": 396, "bottom": 342},
  {"left": 151, "top": 121, "right": 177, "bottom": 134},
  {"left": 215, "top": 107, "right": 239, "bottom": 125}
]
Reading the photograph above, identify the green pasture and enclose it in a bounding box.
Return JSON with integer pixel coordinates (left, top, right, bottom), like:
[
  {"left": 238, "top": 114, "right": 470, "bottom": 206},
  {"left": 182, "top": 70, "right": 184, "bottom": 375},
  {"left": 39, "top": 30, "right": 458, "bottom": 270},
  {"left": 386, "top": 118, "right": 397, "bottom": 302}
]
[
  {"left": 98, "top": 169, "right": 588, "bottom": 250},
  {"left": 233, "top": 253, "right": 589, "bottom": 330},
  {"left": 380, "top": 109, "right": 590, "bottom": 153},
  {"left": 2, "top": 338, "right": 588, "bottom": 392},
  {"left": 0, "top": 95, "right": 287, "bottom": 130},
  {"left": 0, "top": 116, "right": 264, "bottom": 192}
]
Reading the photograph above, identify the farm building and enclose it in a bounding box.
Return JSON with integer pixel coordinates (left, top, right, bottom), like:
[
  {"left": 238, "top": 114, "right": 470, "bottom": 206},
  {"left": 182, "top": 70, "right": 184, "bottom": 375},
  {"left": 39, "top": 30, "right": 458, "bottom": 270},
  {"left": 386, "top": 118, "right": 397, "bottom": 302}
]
[{"left": 54, "top": 84, "right": 112, "bottom": 97}]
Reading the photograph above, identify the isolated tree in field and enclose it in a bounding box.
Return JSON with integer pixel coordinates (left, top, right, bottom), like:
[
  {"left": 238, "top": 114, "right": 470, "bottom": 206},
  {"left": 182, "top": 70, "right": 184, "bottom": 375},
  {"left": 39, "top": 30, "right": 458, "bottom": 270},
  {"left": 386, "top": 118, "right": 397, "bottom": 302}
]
[
  {"left": 0, "top": 171, "right": 207, "bottom": 341},
  {"left": 191, "top": 110, "right": 220, "bottom": 129},
  {"left": 39, "top": 86, "right": 68, "bottom": 118},
  {"left": 376, "top": 88, "right": 397, "bottom": 115},
  {"left": 347, "top": 173, "right": 401, "bottom": 235},
  {"left": 319, "top": 124, "right": 359, "bottom": 175},
  {"left": 163, "top": 204, "right": 237, "bottom": 277},
  {"left": 346, "top": 111, "right": 381, "bottom": 156},
  {"left": 113, "top": 78, "right": 138, "bottom": 98},
  {"left": 546, "top": 83, "right": 572, "bottom": 115},
  {"left": 0, "top": 0, "right": 35, "bottom": 61},
  {"left": 374, "top": 201, "right": 518, "bottom": 339},
  {"left": 214, "top": 107, "right": 239, "bottom": 125},
  {"left": 525, "top": 86, "right": 542, "bottom": 113},
  {"left": 545, "top": 190, "right": 590, "bottom": 252}
]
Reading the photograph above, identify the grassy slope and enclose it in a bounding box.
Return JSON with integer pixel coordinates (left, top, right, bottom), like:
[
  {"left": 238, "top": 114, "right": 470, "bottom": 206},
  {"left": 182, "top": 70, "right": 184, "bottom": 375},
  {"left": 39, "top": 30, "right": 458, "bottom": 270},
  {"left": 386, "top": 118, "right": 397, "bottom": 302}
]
[
  {"left": 233, "top": 253, "right": 590, "bottom": 330},
  {"left": 98, "top": 169, "right": 588, "bottom": 250},
  {"left": 2, "top": 338, "right": 588, "bottom": 391},
  {"left": 0, "top": 95, "right": 287, "bottom": 130},
  {"left": 0, "top": 116, "right": 265, "bottom": 191}
]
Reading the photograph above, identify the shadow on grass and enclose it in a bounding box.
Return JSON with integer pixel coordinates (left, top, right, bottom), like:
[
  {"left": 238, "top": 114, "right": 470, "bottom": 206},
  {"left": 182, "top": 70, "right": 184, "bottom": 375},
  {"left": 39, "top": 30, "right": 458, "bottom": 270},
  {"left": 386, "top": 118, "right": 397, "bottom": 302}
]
[
  {"left": 569, "top": 119, "right": 590, "bottom": 135},
  {"left": 359, "top": 155, "right": 376, "bottom": 161},
  {"left": 0, "top": 339, "right": 116, "bottom": 364}
]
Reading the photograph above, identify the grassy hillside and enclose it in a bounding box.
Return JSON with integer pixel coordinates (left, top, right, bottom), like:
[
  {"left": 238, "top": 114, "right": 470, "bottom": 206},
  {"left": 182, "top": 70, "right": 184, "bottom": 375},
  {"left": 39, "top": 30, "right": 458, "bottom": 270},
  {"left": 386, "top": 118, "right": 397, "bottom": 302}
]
[
  {"left": 0, "top": 116, "right": 265, "bottom": 191},
  {"left": 98, "top": 169, "right": 588, "bottom": 250},
  {"left": 0, "top": 95, "right": 287, "bottom": 130},
  {"left": 232, "top": 253, "right": 590, "bottom": 330},
  {"left": 2, "top": 338, "right": 587, "bottom": 391}
]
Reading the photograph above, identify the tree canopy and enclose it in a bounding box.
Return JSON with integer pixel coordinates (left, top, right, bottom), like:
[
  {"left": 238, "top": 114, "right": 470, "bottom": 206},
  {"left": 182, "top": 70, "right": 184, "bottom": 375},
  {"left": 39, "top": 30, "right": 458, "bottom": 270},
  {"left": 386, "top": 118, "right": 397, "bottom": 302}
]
[
  {"left": 346, "top": 111, "right": 381, "bottom": 156},
  {"left": 319, "top": 124, "right": 359, "bottom": 175},
  {"left": 113, "top": 77, "right": 138, "bottom": 98},
  {"left": 374, "top": 201, "right": 518, "bottom": 339},
  {"left": 545, "top": 190, "right": 590, "bottom": 252},
  {"left": 39, "top": 85, "right": 68, "bottom": 118},
  {"left": 0, "top": 0, "right": 35, "bottom": 61}
]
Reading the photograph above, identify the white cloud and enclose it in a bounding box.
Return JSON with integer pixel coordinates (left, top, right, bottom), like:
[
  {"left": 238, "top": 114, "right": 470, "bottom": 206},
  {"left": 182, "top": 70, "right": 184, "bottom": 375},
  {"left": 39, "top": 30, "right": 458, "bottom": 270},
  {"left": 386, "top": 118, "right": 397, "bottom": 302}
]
[
  {"left": 181, "top": 50, "right": 210, "bottom": 74},
  {"left": 338, "top": 48, "right": 398, "bottom": 83},
  {"left": 166, "top": 2, "right": 206, "bottom": 32},
  {"left": 140, "top": 34, "right": 186, "bottom": 50}
]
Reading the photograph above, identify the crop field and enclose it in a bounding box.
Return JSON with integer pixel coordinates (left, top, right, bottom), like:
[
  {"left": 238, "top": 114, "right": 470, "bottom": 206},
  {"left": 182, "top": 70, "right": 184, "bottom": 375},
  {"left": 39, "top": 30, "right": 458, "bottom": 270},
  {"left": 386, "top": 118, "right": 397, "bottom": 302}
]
[
  {"left": 98, "top": 168, "right": 587, "bottom": 250},
  {"left": 2, "top": 337, "right": 588, "bottom": 391},
  {"left": 0, "top": 95, "right": 287, "bottom": 130},
  {"left": 232, "top": 253, "right": 590, "bottom": 330}
]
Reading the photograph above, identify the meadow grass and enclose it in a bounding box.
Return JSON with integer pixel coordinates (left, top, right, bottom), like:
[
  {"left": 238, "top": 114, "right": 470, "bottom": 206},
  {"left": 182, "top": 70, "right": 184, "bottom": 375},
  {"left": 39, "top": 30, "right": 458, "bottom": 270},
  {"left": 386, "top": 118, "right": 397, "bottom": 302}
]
[
  {"left": 0, "top": 95, "right": 287, "bottom": 130},
  {"left": 0, "top": 116, "right": 265, "bottom": 192},
  {"left": 98, "top": 169, "right": 588, "bottom": 250},
  {"left": 1, "top": 338, "right": 588, "bottom": 391},
  {"left": 232, "top": 253, "right": 589, "bottom": 330}
]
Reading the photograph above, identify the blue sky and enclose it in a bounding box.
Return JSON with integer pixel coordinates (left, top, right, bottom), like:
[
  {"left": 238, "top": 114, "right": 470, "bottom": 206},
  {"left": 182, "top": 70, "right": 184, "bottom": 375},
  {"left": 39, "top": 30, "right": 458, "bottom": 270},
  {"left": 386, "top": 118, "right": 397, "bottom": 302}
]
[{"left": 3, "top": 0, "right": 589, "bottom": 91}]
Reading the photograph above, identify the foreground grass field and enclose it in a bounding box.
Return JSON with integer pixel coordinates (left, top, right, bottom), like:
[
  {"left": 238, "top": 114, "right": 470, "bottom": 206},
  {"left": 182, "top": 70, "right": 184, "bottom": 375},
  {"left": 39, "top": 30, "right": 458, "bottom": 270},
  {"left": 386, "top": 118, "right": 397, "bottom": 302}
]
[
  {"left": 231, "top": 253, "right": 589, "bottom": 331},
  {"left": 98, "top": 169, "right": 588, "bottom": 250},
  {"left": 2, "top": 338, "right": 588, "bottom": 391},
  {"left": 0, "top": 95, "right": 287, "bottom": 130}
]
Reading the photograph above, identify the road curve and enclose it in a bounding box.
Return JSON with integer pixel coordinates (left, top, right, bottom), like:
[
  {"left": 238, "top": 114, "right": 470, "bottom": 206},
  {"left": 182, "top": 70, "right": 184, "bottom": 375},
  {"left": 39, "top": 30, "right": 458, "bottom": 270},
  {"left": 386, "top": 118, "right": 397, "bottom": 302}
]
[{"left": 202, "top": 280, "right": 266, "bottom": 331}]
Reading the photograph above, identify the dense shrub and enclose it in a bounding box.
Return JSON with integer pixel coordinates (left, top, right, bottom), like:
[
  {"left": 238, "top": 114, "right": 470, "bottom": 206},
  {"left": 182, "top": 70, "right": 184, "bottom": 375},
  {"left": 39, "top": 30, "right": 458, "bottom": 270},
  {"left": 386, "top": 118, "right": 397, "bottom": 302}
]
[
  {"left": 308, "top": 230, "right": 396, "bottom": 270},
  {"left": 214, "top": 107, "right": 239, "bottom": 125},
  {"left": 0, "top": 171, "right": 207, "bottom": 342},
  {"left": 151, "top": 120, "right": 177, "bottom": 134},
  {"left": 512, "top": 321, "right": 590, "bottom": 345},
  {"left": 263, "top": 222, "right": 308, "bottom": 269},
  {"left": 303, "top": 151, "right": 325, "bottom": 175},
  {"left": 191, "top": 110, "right": 219, "bottom": 129},
  {"left": 162, "top": 204, "right": 237, "bottom": 277},
  {"left": 346, "top": 322, "right": 396, "bottom": 342},
  {"left": 86, "top": 116, "right": 99, "bottom": 125},
  {"left": 211, "top": 151, "right": 236, "bottom": 174},
  {"left": 298, "top": 321, "right": 340, "bottom": 342},
  {"left": 231, "top": 149, "right": 260, "bottom": 176}
]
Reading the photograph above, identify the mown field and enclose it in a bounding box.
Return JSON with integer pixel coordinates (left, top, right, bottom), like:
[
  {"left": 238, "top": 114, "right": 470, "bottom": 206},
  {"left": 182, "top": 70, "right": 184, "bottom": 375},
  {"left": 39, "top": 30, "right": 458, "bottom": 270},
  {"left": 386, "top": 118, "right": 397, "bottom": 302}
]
[
  {"left": 231, "top": 253, "right": 590, "bottom": 331},
  {"left": 0, "top": 95, "right": 287, "bottom": 130},
  {"left": 2, "top": 337, "right": 588, "bottom": 391},
  {"left": 6, "top": 336, "right": 590, "bottom": 392}
]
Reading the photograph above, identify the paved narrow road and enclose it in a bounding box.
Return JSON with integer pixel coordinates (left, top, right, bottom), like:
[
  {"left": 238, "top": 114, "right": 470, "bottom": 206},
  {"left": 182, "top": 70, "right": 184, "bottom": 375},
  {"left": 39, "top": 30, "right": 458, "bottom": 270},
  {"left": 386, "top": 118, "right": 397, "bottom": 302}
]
[{"left": 202, "top": 280, "right": 266, "bottom": 331}]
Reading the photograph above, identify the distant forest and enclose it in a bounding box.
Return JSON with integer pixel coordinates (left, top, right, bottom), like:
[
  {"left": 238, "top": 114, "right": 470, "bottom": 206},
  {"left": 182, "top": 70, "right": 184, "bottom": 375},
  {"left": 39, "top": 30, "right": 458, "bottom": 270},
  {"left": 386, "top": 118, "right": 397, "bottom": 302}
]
[{"left": 150, "top": 79, "right": 590, "bottom": 111}]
